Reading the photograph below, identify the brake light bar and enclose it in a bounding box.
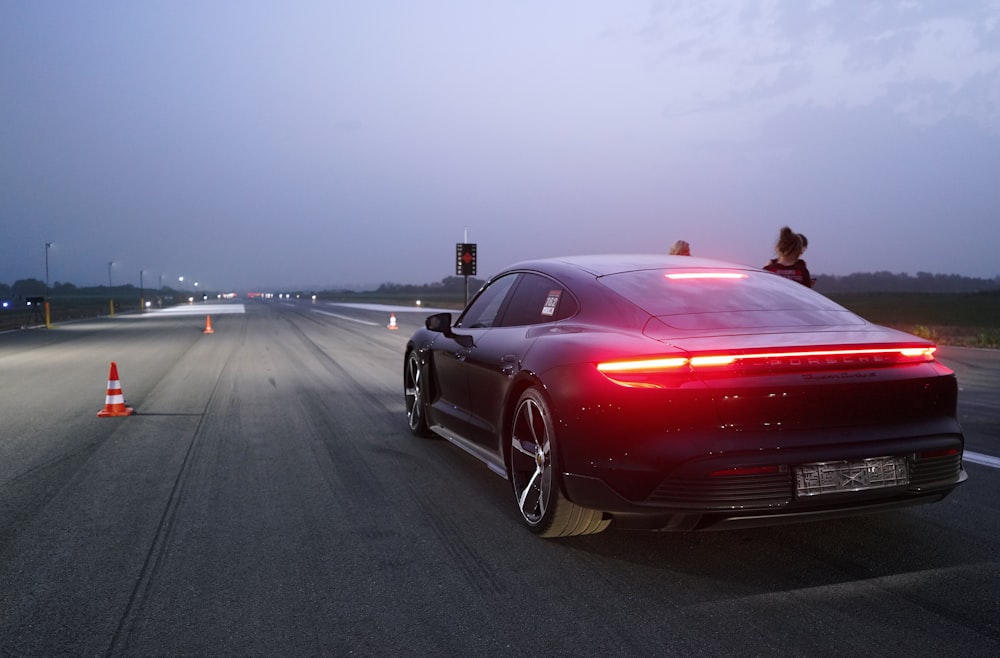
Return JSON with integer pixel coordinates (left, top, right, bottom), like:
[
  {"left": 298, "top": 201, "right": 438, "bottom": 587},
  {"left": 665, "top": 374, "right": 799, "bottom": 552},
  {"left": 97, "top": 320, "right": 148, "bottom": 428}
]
[
  {"left": 731, "top": 347, "right": 936, "bottom": 362},
  {"left": 597, "top": 346, "right": 936, "bottom": 374},
  {"left": 665, "top": 272, "right": 748, "bottom": 280}
]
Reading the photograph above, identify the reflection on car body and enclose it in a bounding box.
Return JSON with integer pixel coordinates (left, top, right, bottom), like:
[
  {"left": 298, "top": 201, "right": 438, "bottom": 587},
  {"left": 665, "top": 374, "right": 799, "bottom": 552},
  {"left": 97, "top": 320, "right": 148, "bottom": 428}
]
[{"left": 404, "top": 255, "right": 967, "bottom": 537}]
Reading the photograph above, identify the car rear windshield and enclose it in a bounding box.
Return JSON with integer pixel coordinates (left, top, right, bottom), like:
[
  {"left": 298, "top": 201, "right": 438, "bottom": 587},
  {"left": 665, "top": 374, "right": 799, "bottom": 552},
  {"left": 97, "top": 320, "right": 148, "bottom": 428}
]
[{"left": 598, "top": 268, "right": 864, "bottom": 329}]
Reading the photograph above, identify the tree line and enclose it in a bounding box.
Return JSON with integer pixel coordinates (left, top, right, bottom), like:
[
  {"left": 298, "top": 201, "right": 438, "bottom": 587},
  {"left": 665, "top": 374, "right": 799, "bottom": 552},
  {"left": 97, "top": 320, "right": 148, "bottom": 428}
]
[
  {"left": 1, "top": 278, "right": 181, "bottom": 302},
  {"left": 813, "top": 271, "right": 1000, "bottom": 294},
  {"left": 5, "top": 271, "right": 1000, "bottom": 303},
  {"left": 366, "top": 272, "right": 1000, "bottom": 296},
  {"left": 366, "top": 276, "right": 487, "bottom": 295}
]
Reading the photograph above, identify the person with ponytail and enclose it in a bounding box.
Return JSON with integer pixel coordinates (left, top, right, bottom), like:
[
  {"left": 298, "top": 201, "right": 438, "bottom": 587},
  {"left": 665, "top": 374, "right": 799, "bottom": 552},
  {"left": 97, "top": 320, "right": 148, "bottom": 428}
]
[
  {"left": 763, "top": 226, "right": 814, "bottom": 287},
  {"left": 669, "top": 239, "right": 691, "bottom": 256}
]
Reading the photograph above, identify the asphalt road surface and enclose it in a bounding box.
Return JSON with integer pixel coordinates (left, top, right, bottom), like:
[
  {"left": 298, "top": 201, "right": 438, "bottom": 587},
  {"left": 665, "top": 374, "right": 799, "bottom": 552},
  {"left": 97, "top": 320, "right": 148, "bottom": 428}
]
[{"left": 1, "top": 300, "right": 998, "bottom": 657}]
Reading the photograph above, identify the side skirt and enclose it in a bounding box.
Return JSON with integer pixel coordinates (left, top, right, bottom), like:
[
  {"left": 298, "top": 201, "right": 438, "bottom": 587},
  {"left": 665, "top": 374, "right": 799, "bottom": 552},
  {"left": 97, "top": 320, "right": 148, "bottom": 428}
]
[{"left": 429, "top": 424, "right": 508, "bottom": 480}]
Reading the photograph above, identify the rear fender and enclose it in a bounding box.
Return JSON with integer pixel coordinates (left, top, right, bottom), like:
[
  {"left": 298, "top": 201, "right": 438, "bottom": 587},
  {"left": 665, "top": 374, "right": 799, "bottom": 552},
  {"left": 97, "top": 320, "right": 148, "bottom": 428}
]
[{"left": 500, "top": 371, "right": 545, "bottom": 478}]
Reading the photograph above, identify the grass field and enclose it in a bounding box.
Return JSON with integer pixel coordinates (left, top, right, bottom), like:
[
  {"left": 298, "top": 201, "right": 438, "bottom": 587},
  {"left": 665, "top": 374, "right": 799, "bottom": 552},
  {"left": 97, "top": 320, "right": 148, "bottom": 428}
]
[
  {"left": 0, "top": 294, "right": 143, "bottom": 332},
  {"left": 828, "top": 291, "right": 1000, "bottom": 348}
]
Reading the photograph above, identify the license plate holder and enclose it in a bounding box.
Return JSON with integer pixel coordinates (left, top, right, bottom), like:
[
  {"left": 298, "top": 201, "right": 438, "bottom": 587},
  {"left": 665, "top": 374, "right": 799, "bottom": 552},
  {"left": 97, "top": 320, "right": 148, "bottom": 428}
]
[{"left": 794, "top": 456, "right": 909, "bottom": 497}]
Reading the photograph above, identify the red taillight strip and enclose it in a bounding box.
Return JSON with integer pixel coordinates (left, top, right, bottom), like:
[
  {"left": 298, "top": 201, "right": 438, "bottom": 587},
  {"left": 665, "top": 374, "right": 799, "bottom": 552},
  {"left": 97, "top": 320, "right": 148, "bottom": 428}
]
[
  {"left": 690, "top": 355, "right": 737, "bottom": 366},
  {"left": 596, "top": 357, "right": 687, "bottom": 373},
  {"left": 597, "top": 347, "right": 935, "bottom": 373},
  {"left": 736, "top": 347, "right": 936, "bottom": 361}
]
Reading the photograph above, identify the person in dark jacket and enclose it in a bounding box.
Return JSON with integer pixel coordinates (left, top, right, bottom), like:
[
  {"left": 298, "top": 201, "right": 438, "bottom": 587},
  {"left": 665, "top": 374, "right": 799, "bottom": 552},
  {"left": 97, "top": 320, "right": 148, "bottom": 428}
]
[{"left": 763, "top": 226, "right": 813, "bottom": 287}]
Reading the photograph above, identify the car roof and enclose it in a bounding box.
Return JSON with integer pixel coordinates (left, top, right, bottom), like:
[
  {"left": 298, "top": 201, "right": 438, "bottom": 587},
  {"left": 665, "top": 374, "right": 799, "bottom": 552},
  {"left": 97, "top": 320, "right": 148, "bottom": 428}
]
[{"left": 501, "top": 254, "right": 758, "bottom": 278}]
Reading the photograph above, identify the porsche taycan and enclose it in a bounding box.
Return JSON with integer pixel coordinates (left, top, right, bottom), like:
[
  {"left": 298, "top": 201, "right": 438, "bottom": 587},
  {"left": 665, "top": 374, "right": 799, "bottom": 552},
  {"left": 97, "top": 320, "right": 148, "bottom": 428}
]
[{"left": 403, "top": 255, "right": 966, "bottom": 537}]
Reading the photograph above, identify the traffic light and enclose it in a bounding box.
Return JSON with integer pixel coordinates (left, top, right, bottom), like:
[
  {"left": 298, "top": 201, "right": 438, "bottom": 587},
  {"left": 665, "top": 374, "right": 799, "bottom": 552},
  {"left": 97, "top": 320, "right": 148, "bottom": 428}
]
[{"left": 456, "top": 243, "right": 477, "bottom": 276}]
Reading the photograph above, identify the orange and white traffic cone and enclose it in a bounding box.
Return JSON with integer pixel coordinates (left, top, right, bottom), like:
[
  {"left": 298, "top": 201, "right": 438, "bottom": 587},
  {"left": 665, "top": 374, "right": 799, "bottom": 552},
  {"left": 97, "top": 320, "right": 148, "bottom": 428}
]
[
  {"left": 387, "top": 313, "right": 398, "bottom": 330},
  {"left": 97, "top": 361, "right": 135, "bottom": 417},
  {"left": 203, "top": 315, "right": 214, "bottom": 334}
]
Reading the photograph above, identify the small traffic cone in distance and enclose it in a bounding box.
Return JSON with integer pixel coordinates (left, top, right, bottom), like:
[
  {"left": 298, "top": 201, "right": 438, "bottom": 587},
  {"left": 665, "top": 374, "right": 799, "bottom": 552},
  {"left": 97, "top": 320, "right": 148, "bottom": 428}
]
[
  {"left": 387, "top": 313, "right": 398, "bottom": 330},
  {"left": 97, "top": 361, "right": 135, "bottom": 417},
  {"left": 203, "top": 315, "right": 214, "bottom": 334}
]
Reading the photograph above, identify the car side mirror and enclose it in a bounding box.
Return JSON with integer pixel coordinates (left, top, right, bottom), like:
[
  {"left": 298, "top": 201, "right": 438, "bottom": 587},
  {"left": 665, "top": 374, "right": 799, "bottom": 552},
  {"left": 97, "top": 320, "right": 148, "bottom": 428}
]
[
  {"left": 425, "top": 312, "right": 452, "bottom": 333},
  {"left": 425, "top": 312, "right": 474, "bottom": 349}
]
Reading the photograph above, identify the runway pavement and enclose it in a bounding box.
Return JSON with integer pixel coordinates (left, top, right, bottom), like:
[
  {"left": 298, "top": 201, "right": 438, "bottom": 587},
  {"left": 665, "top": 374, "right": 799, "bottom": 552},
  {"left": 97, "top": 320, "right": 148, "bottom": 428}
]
[{"left": 1, "top": 299, "right": 997, "bottom": 656}]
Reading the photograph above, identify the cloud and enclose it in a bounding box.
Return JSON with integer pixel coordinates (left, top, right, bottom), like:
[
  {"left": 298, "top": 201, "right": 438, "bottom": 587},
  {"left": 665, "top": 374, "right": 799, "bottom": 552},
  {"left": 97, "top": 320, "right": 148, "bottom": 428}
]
[
  {"left": 2, "top": 1, "right": 998, "bottom": 288},
  {"left": 637, "top": 1, "right": 1000, "bottom": 137}
]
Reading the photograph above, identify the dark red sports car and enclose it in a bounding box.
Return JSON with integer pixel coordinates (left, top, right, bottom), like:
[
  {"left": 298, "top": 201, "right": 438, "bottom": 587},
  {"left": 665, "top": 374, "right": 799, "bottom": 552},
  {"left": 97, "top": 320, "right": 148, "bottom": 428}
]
[{"left": 403, "top": 255, "right": 967, "bottom": 537}]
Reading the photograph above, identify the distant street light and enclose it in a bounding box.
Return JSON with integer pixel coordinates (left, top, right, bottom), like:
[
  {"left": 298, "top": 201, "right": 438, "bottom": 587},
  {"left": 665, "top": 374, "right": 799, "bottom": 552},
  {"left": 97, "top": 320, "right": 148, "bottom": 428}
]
[{"left": 140, "top": 269, "right": 146, "bottom": 311}]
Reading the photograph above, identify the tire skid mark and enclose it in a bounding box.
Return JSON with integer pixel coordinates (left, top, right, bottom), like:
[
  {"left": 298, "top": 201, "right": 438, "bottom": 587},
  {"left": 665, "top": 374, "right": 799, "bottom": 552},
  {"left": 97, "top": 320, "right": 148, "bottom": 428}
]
[
  {"left": 104, "top": 322, "right": 248, "bottom": 657},
  {"left": 771, "top": 527, "right": 1000, "bottom": 645},
  {"left": 280, "top": 314, "right": 408, "bottom": 543},
  {"left": 280, "top": 311, "right": 401, "bottom": 422},
  {"left": 0, "top": 437, "right": 108, "bottom": 553},
  {"left": 410, "top": 487, "right": 507, "bottom": 595},
  {"left": 285, "top": 304, "right": 408, "bottom": 363},
  {"left": 281, "top": 313, "right": 508, "bottom": 596}
]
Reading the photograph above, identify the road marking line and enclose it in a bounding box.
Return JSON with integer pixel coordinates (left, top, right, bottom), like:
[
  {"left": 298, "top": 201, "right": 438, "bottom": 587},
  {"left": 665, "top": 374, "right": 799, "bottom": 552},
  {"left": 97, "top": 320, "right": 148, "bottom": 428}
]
[
  {"left": 964, "top": 451, "right": 1000, "bottom": 469},
  {"left": 313, "top": 310, "right": 380, "bottom": 326},
  {"left": 141, "top": 304, "right": 246, "bottom": 316},
  {"left": 328, "top": 302, "right": 453, "bottom": 313}
]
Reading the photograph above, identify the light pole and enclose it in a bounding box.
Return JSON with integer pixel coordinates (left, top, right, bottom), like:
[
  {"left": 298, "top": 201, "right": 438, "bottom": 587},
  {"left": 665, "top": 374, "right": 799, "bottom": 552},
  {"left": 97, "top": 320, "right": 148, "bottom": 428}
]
[
  {"left": 108, "top": 261, "right": 115, "bottom": 316},
  {"left": 44, "top": 242, "right": 52, "bottom": 328},
  {"left": 45, "top": 242, "right": 52, "bottom": 293},
  {"left": 139, "top": 269, "right": 146, "bottom": 312}
]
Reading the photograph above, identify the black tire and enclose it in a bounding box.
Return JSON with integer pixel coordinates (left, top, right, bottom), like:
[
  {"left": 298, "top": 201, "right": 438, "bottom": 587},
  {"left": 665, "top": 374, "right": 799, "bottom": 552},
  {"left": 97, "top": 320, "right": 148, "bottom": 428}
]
[
  {"left": 404, "top": 350, "right": 433, "bottom": 437},
  {"left": 508, "top": 388, "right": 609, "bottom": 537}
]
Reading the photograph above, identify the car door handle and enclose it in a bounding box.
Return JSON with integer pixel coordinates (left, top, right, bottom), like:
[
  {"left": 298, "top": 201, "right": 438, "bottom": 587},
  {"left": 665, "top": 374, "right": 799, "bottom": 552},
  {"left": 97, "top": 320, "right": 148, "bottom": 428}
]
[{"left": 501, "top": 354, "right": 518, "bottom": 376}]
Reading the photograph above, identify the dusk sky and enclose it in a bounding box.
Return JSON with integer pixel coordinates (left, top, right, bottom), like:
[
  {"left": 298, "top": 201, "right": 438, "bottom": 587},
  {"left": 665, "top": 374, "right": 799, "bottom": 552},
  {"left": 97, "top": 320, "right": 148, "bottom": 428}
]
[{"left": 2, "top": 1, "right": 999, "bottom": 292}]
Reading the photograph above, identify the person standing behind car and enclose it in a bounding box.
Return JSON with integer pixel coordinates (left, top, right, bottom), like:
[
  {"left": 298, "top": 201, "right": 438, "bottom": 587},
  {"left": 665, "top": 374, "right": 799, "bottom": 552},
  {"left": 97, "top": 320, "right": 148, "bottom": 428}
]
[
  {"left": 669, "top": 240, "right": 691, "bottom": 256},
  {"left": 763, "top": 226, "right": 814, "bottom": 287}
]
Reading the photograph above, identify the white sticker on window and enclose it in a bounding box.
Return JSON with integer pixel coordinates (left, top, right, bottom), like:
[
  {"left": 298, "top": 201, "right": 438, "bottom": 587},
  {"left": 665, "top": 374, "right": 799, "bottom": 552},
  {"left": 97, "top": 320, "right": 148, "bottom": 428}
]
[{"left": 541, "top": 290, "right": 562, "bottom": 316}]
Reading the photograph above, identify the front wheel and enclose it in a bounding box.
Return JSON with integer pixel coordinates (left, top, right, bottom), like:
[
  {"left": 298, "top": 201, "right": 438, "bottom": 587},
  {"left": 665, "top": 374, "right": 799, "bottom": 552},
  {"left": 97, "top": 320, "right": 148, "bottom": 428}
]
[
  {"left": 404, "top": 350, "right": 433, "bottom": 437},
  {"left": 508, "top": 388, "right": 609, "bottom": 538}
]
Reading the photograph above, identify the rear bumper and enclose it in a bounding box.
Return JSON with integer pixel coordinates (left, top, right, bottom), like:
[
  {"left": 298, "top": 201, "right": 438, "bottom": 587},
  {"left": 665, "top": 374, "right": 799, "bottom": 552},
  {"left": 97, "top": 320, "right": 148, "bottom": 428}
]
[{"left": 560, "top": 437, "right": 967, "bottom": 531}]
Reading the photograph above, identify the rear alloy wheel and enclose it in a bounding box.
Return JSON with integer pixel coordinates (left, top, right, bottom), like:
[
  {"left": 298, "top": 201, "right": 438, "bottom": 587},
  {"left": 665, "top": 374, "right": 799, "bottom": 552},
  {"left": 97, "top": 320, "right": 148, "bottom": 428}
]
[
  {"left": 404, "top": 350, "right": 432, "bottom": 437},
  {"left": 509, "top": 388, "right": 609, "bottom": 537}
]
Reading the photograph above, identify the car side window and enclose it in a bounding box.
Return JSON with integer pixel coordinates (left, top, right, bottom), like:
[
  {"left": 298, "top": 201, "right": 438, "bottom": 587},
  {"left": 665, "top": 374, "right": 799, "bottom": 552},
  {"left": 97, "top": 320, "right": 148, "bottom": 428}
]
[
  {"left": 456, "top": 273, "right": 520, "bottom": 328},
  {"left": 496, "top": 273, "right": 578, "bottom": 327}
]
